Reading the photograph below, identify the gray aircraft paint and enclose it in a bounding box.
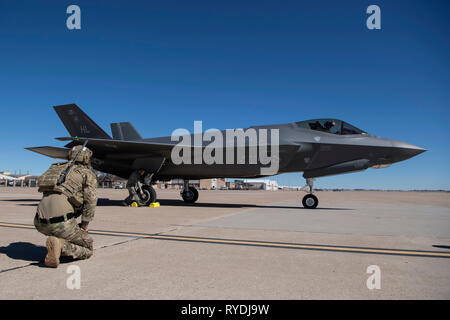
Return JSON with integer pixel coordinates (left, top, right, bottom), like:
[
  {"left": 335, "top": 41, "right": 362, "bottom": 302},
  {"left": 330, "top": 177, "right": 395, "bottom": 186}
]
[{"left": 27, "top": 104, "right": 426, "bottom": 182}]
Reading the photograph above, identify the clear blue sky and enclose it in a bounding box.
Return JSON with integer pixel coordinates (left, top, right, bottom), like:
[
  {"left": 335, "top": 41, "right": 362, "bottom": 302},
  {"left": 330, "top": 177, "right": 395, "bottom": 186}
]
[{"left": 0, "top": 1, "right": 449, "bottom": 189}]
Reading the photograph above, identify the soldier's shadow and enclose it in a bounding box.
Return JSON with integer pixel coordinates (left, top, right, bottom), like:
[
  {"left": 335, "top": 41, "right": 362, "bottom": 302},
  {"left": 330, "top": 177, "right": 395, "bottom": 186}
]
[{"left": 0, "top": 242, "right": 75, "bottom": 267}]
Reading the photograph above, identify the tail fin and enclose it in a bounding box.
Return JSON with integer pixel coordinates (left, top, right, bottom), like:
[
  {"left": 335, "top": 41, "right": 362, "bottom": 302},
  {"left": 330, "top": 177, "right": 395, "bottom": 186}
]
[
  {"left": 54, "top": 104, "right": 111, "bottom": 139},
  {"left": 110, "top": 122, "right": 142, "bottom": 141}
]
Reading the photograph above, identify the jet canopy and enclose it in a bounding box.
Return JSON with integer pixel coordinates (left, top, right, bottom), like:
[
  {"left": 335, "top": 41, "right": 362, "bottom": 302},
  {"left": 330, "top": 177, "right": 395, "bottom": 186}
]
[{"left": 296, "top": 119, "right": 367, "bottom": 135}]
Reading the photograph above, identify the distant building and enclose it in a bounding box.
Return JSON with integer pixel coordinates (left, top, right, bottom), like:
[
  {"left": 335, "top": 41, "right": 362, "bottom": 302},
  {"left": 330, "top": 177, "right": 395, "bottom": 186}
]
[
  {"left": 234, "top": 179, "right": 279, "bottom": 191},
  {"left": 157, "top": 178, "right": 228, "bottom": 190},
  {"left": 0, "top": 171, "right": 38, "bottom": 187},
  {"left": 157, "top": 179, "right": 200, "bottom": 190},
  {"left": 226, "top": 181, "right": 235, "bottom": 190},
  {"left": 97, "top": 173, "right": 127, "bottom": 188},
  {"left": 200, "top": 178, "right": 226, "bottom": 190},
  {"left": 279, "top": 185, "right": 304, "bottom": 191}
]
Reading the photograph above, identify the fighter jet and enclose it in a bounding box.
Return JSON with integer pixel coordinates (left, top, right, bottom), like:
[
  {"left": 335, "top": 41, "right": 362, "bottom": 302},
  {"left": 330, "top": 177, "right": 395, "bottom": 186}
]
[{"left": 27, "top": 104, "right": 426, "bottom": 209}]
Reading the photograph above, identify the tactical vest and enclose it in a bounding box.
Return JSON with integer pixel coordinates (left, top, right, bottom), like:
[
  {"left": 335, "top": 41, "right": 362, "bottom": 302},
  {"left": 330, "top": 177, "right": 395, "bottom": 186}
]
[{"left": 38, "top": 162, "right": 84, "bottom": 208}]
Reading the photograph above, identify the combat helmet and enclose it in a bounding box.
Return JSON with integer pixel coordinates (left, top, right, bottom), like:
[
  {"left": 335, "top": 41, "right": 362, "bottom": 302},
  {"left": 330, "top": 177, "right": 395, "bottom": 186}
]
[{"left": 68, "top": 145, "right": 93, "bottom": 165}]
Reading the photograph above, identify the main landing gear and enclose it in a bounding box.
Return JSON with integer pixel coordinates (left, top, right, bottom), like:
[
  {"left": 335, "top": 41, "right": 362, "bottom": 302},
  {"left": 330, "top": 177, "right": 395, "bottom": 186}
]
[
  {"left": 128, "top": 183, "right": 157, "bottom": 207},
  {"left": 302, "top": 178, "right": 318, "bottom": 209},
  {"left": 181, "top": 180, "right": 199, "bottom": 204},
  {"left": 140, "top": 184, "right": 157, "bottom": 206}
]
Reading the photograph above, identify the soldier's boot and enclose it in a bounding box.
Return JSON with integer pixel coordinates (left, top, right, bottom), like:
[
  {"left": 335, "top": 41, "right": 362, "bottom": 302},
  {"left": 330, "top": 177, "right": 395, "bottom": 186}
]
[{"left": 45, "top": 236, "right": 62, "bottom": 268}]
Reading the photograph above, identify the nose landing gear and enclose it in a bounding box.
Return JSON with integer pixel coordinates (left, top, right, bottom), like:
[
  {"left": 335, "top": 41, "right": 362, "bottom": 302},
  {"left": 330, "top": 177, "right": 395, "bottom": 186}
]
[{"left": 302, "top": 178, "right": 318, "bottom": 209}]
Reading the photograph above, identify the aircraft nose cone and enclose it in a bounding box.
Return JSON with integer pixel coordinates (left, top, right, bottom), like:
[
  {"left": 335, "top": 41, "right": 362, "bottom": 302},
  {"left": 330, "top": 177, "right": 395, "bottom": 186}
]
[{"left": 391, "top": 141, "right": 426, "bottom": 161}]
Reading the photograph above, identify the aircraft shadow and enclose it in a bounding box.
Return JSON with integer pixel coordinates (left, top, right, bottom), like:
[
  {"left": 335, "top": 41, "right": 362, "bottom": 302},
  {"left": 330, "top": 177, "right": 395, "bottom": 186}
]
[
  {"left": 97, "top": 198, "right": 353, "bottom": 211},
  {"left": 1, "top": 199, "right": 39, "bottom": 207},
  {"left": 1, "top": 198, "right": 353, "bottom": 211},
  {"left": 1, "top": 199, "right": 40, "bottom": 202},
  {"left": 0, "top": 242, "right": 76, "bottom": 267},
  {"left": 432, "top": 245, "right": 450, "bottom": 250}
]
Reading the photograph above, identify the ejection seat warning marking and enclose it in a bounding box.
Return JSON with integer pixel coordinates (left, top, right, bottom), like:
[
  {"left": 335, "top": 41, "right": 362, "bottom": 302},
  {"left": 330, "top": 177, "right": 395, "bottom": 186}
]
[{"left": 1, "top": 222, "right": 450, "bottom": 259}]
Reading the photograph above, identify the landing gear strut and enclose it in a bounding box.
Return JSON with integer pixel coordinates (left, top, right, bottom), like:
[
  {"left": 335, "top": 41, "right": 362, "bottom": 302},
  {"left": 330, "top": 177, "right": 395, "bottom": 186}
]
[
  {"left": 302, "top": 178, "right": 318, "bottom": 209},
  {"left": 181, "top": 180, "right": 199, "bottom": 204}
]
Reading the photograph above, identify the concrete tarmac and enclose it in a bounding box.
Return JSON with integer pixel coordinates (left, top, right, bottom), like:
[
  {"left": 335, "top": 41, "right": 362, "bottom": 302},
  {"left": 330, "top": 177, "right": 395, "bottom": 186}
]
[{"left": 0, "top": 187, "right": 449, "bottom": 299}]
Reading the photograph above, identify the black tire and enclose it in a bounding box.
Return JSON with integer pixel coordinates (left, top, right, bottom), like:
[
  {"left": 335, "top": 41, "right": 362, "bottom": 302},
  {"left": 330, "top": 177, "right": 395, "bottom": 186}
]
[
  {"left": 302, "top": 194, "right": 318, "bottom": 209},
  {"left": 182, "top": 186, "right": 199, "bottom": 204},
  {"left": 141, "top": 185, "right": 157, "bottom": 206}
]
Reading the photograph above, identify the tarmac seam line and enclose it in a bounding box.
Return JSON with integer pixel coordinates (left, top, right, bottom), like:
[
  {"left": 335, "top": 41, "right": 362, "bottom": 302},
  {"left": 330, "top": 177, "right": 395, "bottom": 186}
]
[
  {"left": 1, "top": 221, "right": 450, "bottom": 259},
  {"left": 0, "top": 237, "right": 143, "bottom": 275},
  {"left": 0, "top": 262, "right": 41, "bottom": 274}
]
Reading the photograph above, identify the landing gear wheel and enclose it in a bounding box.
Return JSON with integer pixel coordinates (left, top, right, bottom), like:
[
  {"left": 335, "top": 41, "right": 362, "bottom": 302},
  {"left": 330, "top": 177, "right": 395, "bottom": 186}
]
[
  {"left": 302, "top": 194, "right": 318, "bottom": 209},
  {"left": 141, "top": 185, "right": 157, "bottom": 206},
  {"left": 182, "top": 186, "right": 199, "bottom": 204}
]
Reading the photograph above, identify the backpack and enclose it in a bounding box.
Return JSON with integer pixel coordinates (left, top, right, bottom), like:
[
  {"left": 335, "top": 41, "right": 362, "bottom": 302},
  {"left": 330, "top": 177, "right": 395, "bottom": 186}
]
[{"left": 37, "top": 162, "right": 70, "bottom": 193}]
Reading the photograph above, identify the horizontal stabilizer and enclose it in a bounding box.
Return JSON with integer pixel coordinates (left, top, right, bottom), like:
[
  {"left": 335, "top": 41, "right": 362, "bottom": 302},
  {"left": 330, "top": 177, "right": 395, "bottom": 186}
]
[
  {"left": 25, "top": 146, "right": 69, "bottom": 159},
  {"left": 111, "top": 122, "right": 142, "bottom": 141},
  {"left": 54, "top": 104, "right": 112, "bottom": 139}
]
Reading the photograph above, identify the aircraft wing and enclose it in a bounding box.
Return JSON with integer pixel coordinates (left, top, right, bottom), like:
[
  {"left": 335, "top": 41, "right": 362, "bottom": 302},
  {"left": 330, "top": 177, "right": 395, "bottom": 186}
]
[{"left": 55, "top": 137, "right": 175, "bottom": 159}]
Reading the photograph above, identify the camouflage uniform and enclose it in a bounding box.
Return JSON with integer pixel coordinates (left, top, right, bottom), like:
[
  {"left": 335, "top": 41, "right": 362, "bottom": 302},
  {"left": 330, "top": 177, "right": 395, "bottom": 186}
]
[
  {"left": 35, "top": 145, "right": 98, "bottom": 266},
  {"left": 34, "top": 214, "right": 94, "bottom": 260}
]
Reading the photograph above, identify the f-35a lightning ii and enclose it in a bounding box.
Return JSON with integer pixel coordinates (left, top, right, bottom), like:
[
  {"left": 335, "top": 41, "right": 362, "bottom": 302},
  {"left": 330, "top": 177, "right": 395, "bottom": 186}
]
[{"left": 27, "top": 104, "right": 426, "bottom": 209}]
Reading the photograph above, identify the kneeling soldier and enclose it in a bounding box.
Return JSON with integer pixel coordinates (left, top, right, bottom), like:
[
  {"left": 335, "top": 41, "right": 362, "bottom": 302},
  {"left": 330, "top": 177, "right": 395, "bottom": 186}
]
[{"left": 34, "top": 144, "right": 98, "bottom": 268}]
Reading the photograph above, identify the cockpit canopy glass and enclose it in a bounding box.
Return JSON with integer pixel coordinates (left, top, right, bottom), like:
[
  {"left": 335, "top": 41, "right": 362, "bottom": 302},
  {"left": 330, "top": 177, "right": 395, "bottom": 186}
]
[{"left": 296, "top": 119, "right": 367, "bottom": 135}]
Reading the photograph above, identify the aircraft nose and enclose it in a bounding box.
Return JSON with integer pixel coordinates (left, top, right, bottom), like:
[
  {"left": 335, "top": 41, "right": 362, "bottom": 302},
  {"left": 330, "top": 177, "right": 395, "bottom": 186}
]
[{"left": 391, "top": 141, "right": 426, "bottom": 161}]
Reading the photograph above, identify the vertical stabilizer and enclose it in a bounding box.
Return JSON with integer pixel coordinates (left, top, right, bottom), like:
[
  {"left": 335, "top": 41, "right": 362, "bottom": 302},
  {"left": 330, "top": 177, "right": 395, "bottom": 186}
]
[
  {"left": 54, "top": 104, "right": 112, "bottom": 139},
  {"left": 110, "top": 122, "right": 142, "bottom": 141}
]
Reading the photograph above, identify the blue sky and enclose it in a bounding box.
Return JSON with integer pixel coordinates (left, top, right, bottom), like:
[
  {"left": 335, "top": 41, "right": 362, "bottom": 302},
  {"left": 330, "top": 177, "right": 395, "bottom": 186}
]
[{"left": 0, "top": 0, "right": 449, "bottom": 189}]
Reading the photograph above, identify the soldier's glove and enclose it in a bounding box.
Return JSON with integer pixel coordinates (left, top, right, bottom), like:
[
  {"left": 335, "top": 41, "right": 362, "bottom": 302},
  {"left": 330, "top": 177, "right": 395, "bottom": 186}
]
[{"left": 79, "top": 221, "right": 89, "bottom": 231}]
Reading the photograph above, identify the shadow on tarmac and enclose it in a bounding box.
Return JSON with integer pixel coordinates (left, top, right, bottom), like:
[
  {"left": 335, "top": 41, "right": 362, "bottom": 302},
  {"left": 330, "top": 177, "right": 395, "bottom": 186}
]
[
  {"left": 1, "top": 198, "right": 354, "bottom": 210},
  {"left": 0, "top": 199, "right": 39, "bottom": 207},
  {"left": 0, "top": 242, "right": 45, "bottom": 262},
  {"left": 432, "top": 245, "right": 450, "bottom": 250},
  {"left": 96, "top": 198, "right": 354, "bottom": 210},
  {"left": 0, "top": 199, "right": 39, "bottom": 202},
  {"left": 0, "top": 242, "right": 76, "bottom": 267}
]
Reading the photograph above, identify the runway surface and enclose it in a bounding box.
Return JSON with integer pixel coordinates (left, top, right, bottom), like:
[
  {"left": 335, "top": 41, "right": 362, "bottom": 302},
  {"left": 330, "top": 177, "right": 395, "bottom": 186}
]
[
  {"left": 0, "top": 188, "right": 449, "bottom": 299},
  {"left": 2, "top": 222, "right": 450, "bottom": 259}
]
